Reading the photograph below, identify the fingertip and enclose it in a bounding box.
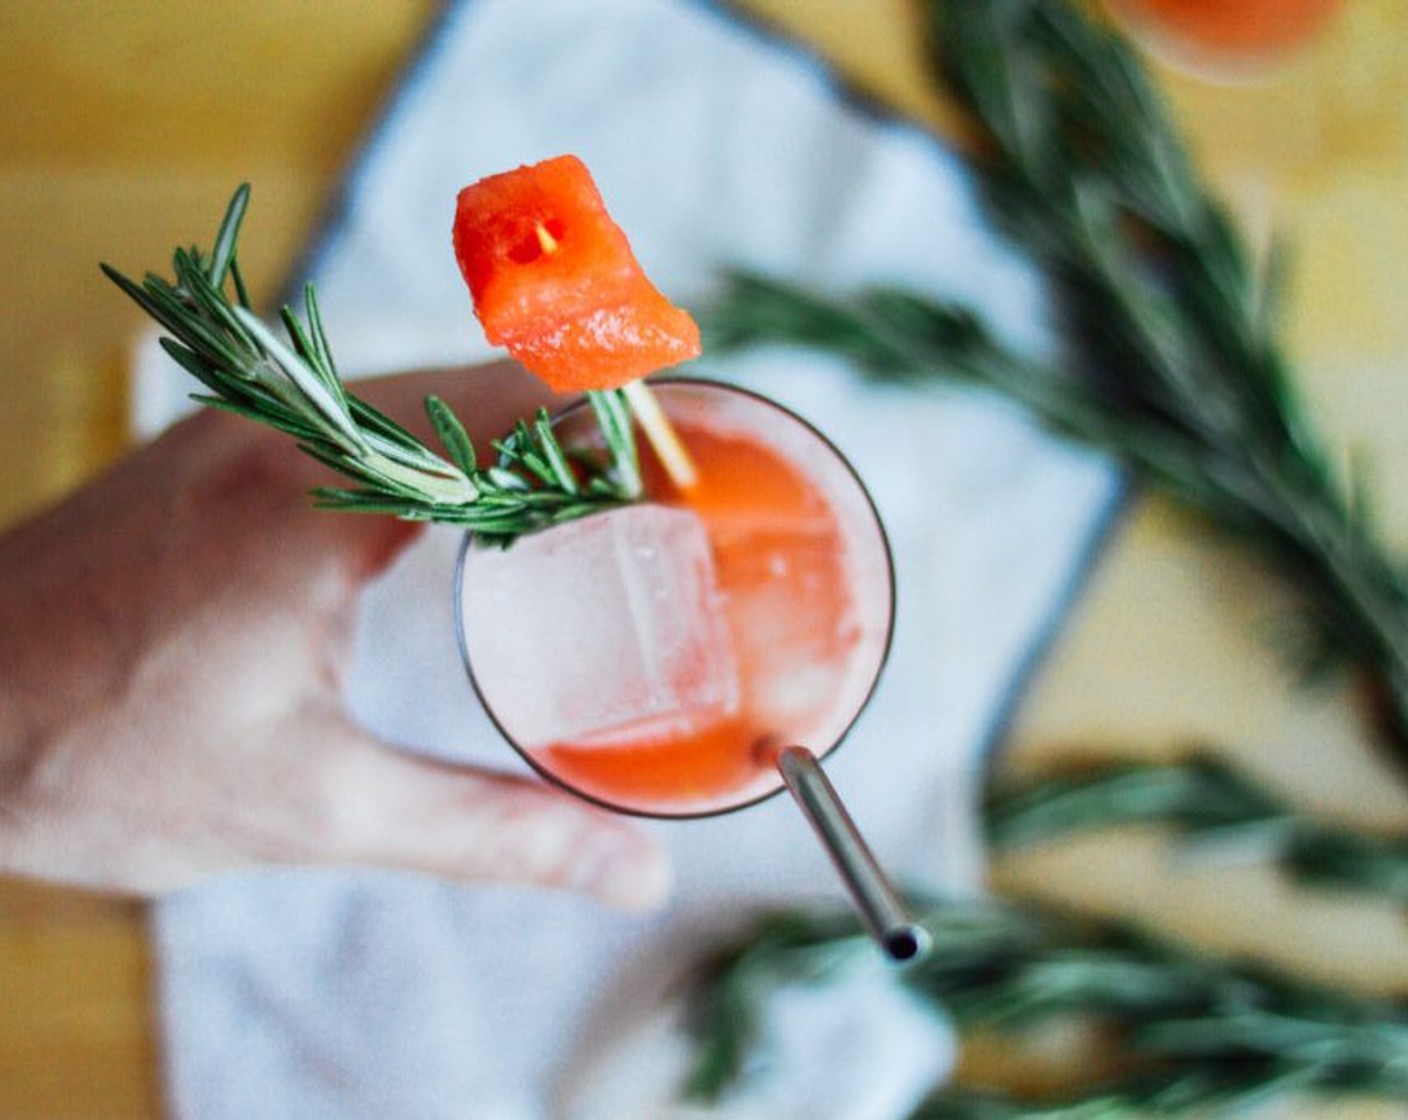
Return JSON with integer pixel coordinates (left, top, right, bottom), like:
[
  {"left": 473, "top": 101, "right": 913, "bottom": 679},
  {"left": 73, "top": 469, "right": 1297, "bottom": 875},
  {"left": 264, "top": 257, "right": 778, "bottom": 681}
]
[
  {"left": 589, "top": 833, "right": 674, "bottom": 913},
  {"left": 311, "top": 730, "right": 675, "bottom": 909}
]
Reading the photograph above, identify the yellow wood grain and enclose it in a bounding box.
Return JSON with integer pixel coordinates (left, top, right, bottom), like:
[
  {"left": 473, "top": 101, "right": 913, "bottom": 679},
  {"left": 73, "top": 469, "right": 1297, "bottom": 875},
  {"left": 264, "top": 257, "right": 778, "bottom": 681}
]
[
  {"left": 0, "top": 2, "right": 441, "bottom": 526},
  {"left": 0, "top": 894, "right": 158, "bottom": 1117},
  {"left": 0, "top": 6, "right": 437, "bottom": 1116},
  {"left": 0, "top": 2, "right": 1403, "bottom": 1116}
]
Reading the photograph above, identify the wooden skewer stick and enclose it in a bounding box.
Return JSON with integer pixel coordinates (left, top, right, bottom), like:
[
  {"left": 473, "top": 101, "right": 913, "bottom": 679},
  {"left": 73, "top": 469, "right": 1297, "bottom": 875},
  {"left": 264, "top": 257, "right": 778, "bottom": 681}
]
[
  {"left": 621, "top": 378, "right": 698, "bottom": 491},
  {"left": 529, "top": 221, "right": 698, "bottom": 491},
  {"left": 534, "top": 222, "right": 560, "bottom": 255}
]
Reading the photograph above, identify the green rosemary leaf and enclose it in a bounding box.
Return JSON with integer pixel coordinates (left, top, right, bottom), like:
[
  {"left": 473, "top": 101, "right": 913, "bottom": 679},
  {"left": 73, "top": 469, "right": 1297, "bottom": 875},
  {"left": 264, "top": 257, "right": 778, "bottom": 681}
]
[
  {"left": 299, "top": 283, "right": 349, "bottom": 408},
  {"left": 296, "top": 442, "right": 424, "bottom": 499},
  {"left": 485, "top": 466, "right": 531, "bottom": 493},
  {"left": 344, "top": 395, "right": 434, "bottom": 455},
  {"left": 228, "top": 253, "right": 252, "bottom": 311},
  {"left": 230, "top": 306, "right": 365, "bottom": 450},
  {"left": 587, "top": 388, "right": 642, "bottom": 498},
  {"left": 1286, "top": 831, "right": 1408, "bottom": 905},
  {"left": 312, "top": 488, "right": 437, "bottom": 518},
  {"left": 681, "top": 896, "right": 1408, "bottom": 1113},
  {"left": 279, "top": 305, "right": 331, "bottom": 385},
  {"left": 425, "top": 395, "right": 478, "bottom": 475},
  {"left": 359, "top": 426, "right": 467, "bottom": 479},
  {"left": 206, "top": 182, "right": 250, "bottom": 287},
  {"left": 178, "top": 259, "right": 260, "bottom": 358},
  {"left": 985, "top": 756, "right": 1284, "bottom": 848},
  {"left": 97, "top": 262, "right": 162, "bottom": 322},
  {"left": 682, "top": 910, "right": 865, "bottom": 1102},
  {"left": 494, "top": 418, "right": 566, "bottom": 490},
  {"left": 986, "top": 755, "right": 1408, "bottom": 907},
  {"left": 101, "top": 265, "right": 204, "bottom": 354},
  {"left": 194, "top": 395, "right": 325, "bottom": 446},
  {"left": 534, "top": 412, "right": 579, "bottom": 494},
  {"left": 159, "top": 338, "right": 242, "bottom": 402}
]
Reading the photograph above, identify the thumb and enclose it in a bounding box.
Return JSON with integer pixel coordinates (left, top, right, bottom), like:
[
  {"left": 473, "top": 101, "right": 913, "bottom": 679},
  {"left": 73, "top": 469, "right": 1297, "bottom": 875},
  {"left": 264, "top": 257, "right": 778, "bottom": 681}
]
[{"left": 298, "top": 714, "right": 673, "bottom": 912}]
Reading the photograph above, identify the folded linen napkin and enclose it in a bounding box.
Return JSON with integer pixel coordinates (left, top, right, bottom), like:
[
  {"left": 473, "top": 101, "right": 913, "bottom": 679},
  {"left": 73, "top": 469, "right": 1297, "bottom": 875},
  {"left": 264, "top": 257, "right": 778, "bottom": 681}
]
[{"left": 135, "top": 2, "right": 1122, "bottom": 1116}]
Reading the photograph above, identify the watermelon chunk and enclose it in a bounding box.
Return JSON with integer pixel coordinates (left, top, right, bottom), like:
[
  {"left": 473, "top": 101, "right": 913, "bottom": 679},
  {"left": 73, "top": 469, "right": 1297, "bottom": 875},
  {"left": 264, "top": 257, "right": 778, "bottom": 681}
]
[{"left": 453, "top": 155, "right": 700, "bottom": 392}]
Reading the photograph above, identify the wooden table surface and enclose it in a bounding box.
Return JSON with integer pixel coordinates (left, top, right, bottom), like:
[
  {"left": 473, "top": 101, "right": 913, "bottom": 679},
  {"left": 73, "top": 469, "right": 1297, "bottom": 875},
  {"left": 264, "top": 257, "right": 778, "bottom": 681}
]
[{"left": 1, "top": 3, "right": 1405, "bottom": 1116}]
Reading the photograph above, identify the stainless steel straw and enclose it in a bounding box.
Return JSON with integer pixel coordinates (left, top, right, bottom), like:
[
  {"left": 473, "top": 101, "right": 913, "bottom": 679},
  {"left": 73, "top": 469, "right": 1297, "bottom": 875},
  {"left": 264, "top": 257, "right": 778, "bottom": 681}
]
[{"left": 775, "top": 745, "right": 931, "bottom": 963}]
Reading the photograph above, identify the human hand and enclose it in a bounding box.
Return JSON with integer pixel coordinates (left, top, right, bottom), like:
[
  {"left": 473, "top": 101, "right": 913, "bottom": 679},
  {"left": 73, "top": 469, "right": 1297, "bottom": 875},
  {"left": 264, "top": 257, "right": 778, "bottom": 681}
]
[{"left": 0, "top": 361, "right": 671, "bottom": 909}]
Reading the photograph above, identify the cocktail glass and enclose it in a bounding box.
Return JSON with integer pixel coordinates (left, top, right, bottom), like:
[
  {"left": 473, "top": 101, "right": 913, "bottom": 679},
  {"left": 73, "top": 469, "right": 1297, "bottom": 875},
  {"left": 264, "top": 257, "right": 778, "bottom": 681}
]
[
  {"left": 455, "top": 378, "right": 927, "bottom": 961},
  {"left": 1105, "top": 0, "right": 1340, "bottom": 77}
]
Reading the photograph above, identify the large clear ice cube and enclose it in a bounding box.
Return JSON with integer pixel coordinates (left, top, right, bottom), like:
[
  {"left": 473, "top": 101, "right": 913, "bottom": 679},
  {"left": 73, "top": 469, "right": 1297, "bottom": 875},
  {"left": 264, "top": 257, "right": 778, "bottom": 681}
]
[{"left": 459, "top": 504, "right": 740, "bottom": 749}]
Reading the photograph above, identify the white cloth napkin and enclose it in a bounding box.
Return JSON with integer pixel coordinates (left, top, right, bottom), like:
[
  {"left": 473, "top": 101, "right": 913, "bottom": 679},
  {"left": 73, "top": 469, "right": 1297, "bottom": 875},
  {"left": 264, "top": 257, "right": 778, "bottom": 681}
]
[{"left": 136, "top": 2, "right": 1122, "bottom": 1117}]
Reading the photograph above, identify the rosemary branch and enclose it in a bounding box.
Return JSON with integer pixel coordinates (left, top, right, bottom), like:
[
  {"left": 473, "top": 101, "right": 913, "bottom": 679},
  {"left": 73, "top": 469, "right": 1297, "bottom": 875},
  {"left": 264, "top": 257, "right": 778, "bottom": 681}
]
[
  {"left": 684, "top": 4, "right": 1408, "bottom": 1112},
  {"left": 682, "top": 897, "right": 1408, "bottom": 1115},
  {"left": 703, "top": 0, "right": 1408, "bottom": 770},
  {"left": 985, "top": 754, "right": 1408, "bottom": 908},
  {"left": 103, "top": 185, "right": 641, "bottom": 543}
]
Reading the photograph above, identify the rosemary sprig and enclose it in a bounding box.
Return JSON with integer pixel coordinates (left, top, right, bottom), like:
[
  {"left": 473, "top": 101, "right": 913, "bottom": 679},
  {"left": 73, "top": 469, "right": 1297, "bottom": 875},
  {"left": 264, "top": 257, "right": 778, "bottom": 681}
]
[
  {"left": 682, "top": 897, "right": 1408, "bottom": 1115},
  {"left": 703, "top": 0, "right": 1408, "bottom": 769},
  {"left": 985, "top": 754, "right": 1408, "bottom": 908},
  {"left": 679, "top": 5, "right": 1408, "bottom": 1114},
  {"left": 103, "top": 185, "right": 640, "bottom": 543},
  {"left": 682, "top": 909, "right": 862, "bottom": 1101}
]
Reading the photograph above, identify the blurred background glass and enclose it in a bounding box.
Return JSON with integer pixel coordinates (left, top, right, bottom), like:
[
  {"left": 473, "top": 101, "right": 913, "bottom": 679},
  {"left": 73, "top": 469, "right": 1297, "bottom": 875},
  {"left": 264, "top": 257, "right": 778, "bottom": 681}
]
[{"left": 1106, "top": 0, "right": 1341, "bottom": 73}]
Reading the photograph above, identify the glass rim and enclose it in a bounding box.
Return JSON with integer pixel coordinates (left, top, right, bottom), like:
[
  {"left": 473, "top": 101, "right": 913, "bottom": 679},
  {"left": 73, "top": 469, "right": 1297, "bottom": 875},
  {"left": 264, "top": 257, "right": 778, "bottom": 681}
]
[{"left": 453, "top": 375, "right": 897, "bottom": 820}]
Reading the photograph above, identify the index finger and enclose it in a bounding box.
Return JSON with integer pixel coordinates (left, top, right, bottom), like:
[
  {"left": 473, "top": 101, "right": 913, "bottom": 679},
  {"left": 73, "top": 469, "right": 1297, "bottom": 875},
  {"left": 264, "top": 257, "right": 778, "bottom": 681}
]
[{"left": 352, "top": 359, "right": 570, "bottom": 449}]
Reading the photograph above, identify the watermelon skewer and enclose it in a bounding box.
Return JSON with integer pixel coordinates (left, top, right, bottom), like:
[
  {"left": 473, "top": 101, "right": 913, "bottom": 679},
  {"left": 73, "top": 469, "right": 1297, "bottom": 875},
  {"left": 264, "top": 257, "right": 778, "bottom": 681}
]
[{"left": 453, "top": 155, "right": 702, "bottom": 490}]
